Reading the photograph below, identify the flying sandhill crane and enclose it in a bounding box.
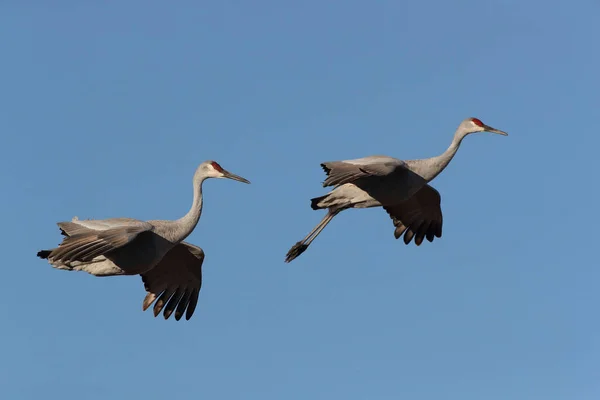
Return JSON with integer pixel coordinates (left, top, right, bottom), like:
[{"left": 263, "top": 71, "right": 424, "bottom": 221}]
[
  {"left": 37, "top": 160, "right": 250, "bottom": 320},
  {"left": 285, "top": 117, "right": 507, "bottom": 263}
]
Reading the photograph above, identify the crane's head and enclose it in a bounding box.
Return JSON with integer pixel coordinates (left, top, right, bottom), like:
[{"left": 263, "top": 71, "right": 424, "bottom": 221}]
[
  {"left": 460, "top": 117, "right": 508, "bottom": 137},
  {"left": 198, "top": 160, "right": 251, "bottom": 184}
]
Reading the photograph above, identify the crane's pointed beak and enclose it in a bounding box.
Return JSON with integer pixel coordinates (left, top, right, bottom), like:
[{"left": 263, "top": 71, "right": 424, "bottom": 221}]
[
  {"left": 222, "top": 170, "right": 251, "bottom": 184},
  {"left": 484, "top": 124, "right": 508, "bottom": 136}
]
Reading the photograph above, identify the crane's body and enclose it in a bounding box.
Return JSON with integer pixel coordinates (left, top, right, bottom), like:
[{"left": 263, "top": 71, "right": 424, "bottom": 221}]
[
  {"left": 44, "top": 217, "right": 181, "bottom": 277},
  {"left": 37, "top": 160, "right": 250, "bottom": 320},
  {"left": 311, "top": 156, "right": 423, "bottom": 209},
  {"left": 285, "top": 117, "right": 507, "bottom": 263}
]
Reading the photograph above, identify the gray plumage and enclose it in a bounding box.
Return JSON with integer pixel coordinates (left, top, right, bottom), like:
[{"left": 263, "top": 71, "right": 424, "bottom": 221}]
[
  {"left": 285, "top": 117, "right": 507, "bottom": 262},
  {"left": 37, "top": 160, "right": 250, "bottom": 320}
]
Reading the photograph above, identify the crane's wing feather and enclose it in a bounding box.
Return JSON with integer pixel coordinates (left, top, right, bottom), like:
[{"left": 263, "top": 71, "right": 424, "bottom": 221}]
[
  {"left": 58, "top": 217, "right": 147, "bottom": 234},
  {"left": 320, "top": 156, "right": 407, "bottom": 187},
  {"left": 140, "top": 242, "right": 204, "bottom": 321},
  {"left": 48, "top": 218, "right": 153, "bottom": 262},
  {"left": 382, "top": 184, "right": 443, "bottom": 246}
]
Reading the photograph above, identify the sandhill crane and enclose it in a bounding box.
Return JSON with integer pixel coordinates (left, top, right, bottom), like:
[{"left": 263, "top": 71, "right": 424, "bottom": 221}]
[
  {"left": 285, "top": 117, "right": 507, "bottom": 263},
  {"left": 37, "top": 160, "right": 250, "bottom": 320}
]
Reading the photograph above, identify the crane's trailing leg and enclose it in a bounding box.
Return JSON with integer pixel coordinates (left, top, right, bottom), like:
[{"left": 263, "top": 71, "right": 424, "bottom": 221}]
[{"left": 285, "top": 209, "right": 340, "bottom": 263}]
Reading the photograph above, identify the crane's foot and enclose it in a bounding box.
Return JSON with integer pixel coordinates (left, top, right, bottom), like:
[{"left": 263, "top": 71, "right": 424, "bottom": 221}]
[{"left": 285, "top": 242, "right": 308, "bottom": 263}]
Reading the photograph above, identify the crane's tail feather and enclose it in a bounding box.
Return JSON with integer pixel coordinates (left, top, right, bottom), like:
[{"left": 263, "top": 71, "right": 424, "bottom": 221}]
[
  {"left": 37, "top": 250, "right": 52, "bottom": 259},
  {"left": 310, "top": 195, "right": 328, "bottom": 210},
  {"left": 311, "top": 192, "right": 350, "bottom": 211}
]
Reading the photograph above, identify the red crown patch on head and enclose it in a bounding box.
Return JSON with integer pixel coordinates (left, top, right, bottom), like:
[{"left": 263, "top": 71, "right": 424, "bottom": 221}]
[
  {"left": 471, "top": 118, "right": 484, "bottom": 127},
  {"left": 211, "top": 161, "right": 224, "bottom": 172}
]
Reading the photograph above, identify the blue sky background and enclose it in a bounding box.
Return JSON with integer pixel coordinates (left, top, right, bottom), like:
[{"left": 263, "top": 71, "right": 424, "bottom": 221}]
[{"left": 1, "top": 1, "right": 598, "bottom": 399}]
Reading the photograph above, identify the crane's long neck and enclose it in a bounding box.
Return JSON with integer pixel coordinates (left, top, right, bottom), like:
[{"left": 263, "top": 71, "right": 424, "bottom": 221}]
[
  {"left": 168, "top": 176, "right": 205, "bottom": 243},
  {"left": 418, "top": 131, "right": 466, "bottom": 182}
]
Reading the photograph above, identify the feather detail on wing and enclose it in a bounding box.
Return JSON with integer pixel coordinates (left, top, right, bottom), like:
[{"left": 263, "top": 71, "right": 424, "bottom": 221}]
[
  {"left": 48, "top": 220, "right": 153, "bottom": 262},
  {"left": 140, "top": 242, "right": 204, "bottom": 321},
  {"left": 383, "top": 184, "right": 443, "bottom": 246},
  {"left": 320, "top": 156, "right": 407, "bottom": 187}
]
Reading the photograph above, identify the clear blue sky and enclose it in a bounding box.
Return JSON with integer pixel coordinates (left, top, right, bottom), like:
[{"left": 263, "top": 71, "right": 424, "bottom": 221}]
[{"left": 1, "top": 1, "right": 598, "bottom": 399}]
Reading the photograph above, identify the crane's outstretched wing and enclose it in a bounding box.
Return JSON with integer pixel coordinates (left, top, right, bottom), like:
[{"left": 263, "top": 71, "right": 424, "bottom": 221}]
[
  {"left": 320, "top": 156, "right": 407, "bottom": 187},
  {"left": 44, "top": 217, "right": 153, "bottom": 262},
  {"left": 140, "top": 242, "right": 204, "bottom": 321},
  {"left": 382, "top": 184, "right": 443, "bottom": 245}
]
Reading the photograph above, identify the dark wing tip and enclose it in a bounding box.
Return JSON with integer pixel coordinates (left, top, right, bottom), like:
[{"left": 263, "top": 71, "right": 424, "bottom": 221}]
[
  {"left": 185, "top": 289, "right": 200, "bottom": 320},
  {"left": 403, "top": 230, "right": 415, "bottom": 245},
  {"left": 141, "top": 275, "right": 151, "bottom": 291},
  {"left": 320, "top": 163, "right": 332, "bottom": 187},
  {"left": 393, "top": 223, "right": 407, "bottom": 240},
  {"left": 426, "top": 231, "right": 435, "bottom": 242}
]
